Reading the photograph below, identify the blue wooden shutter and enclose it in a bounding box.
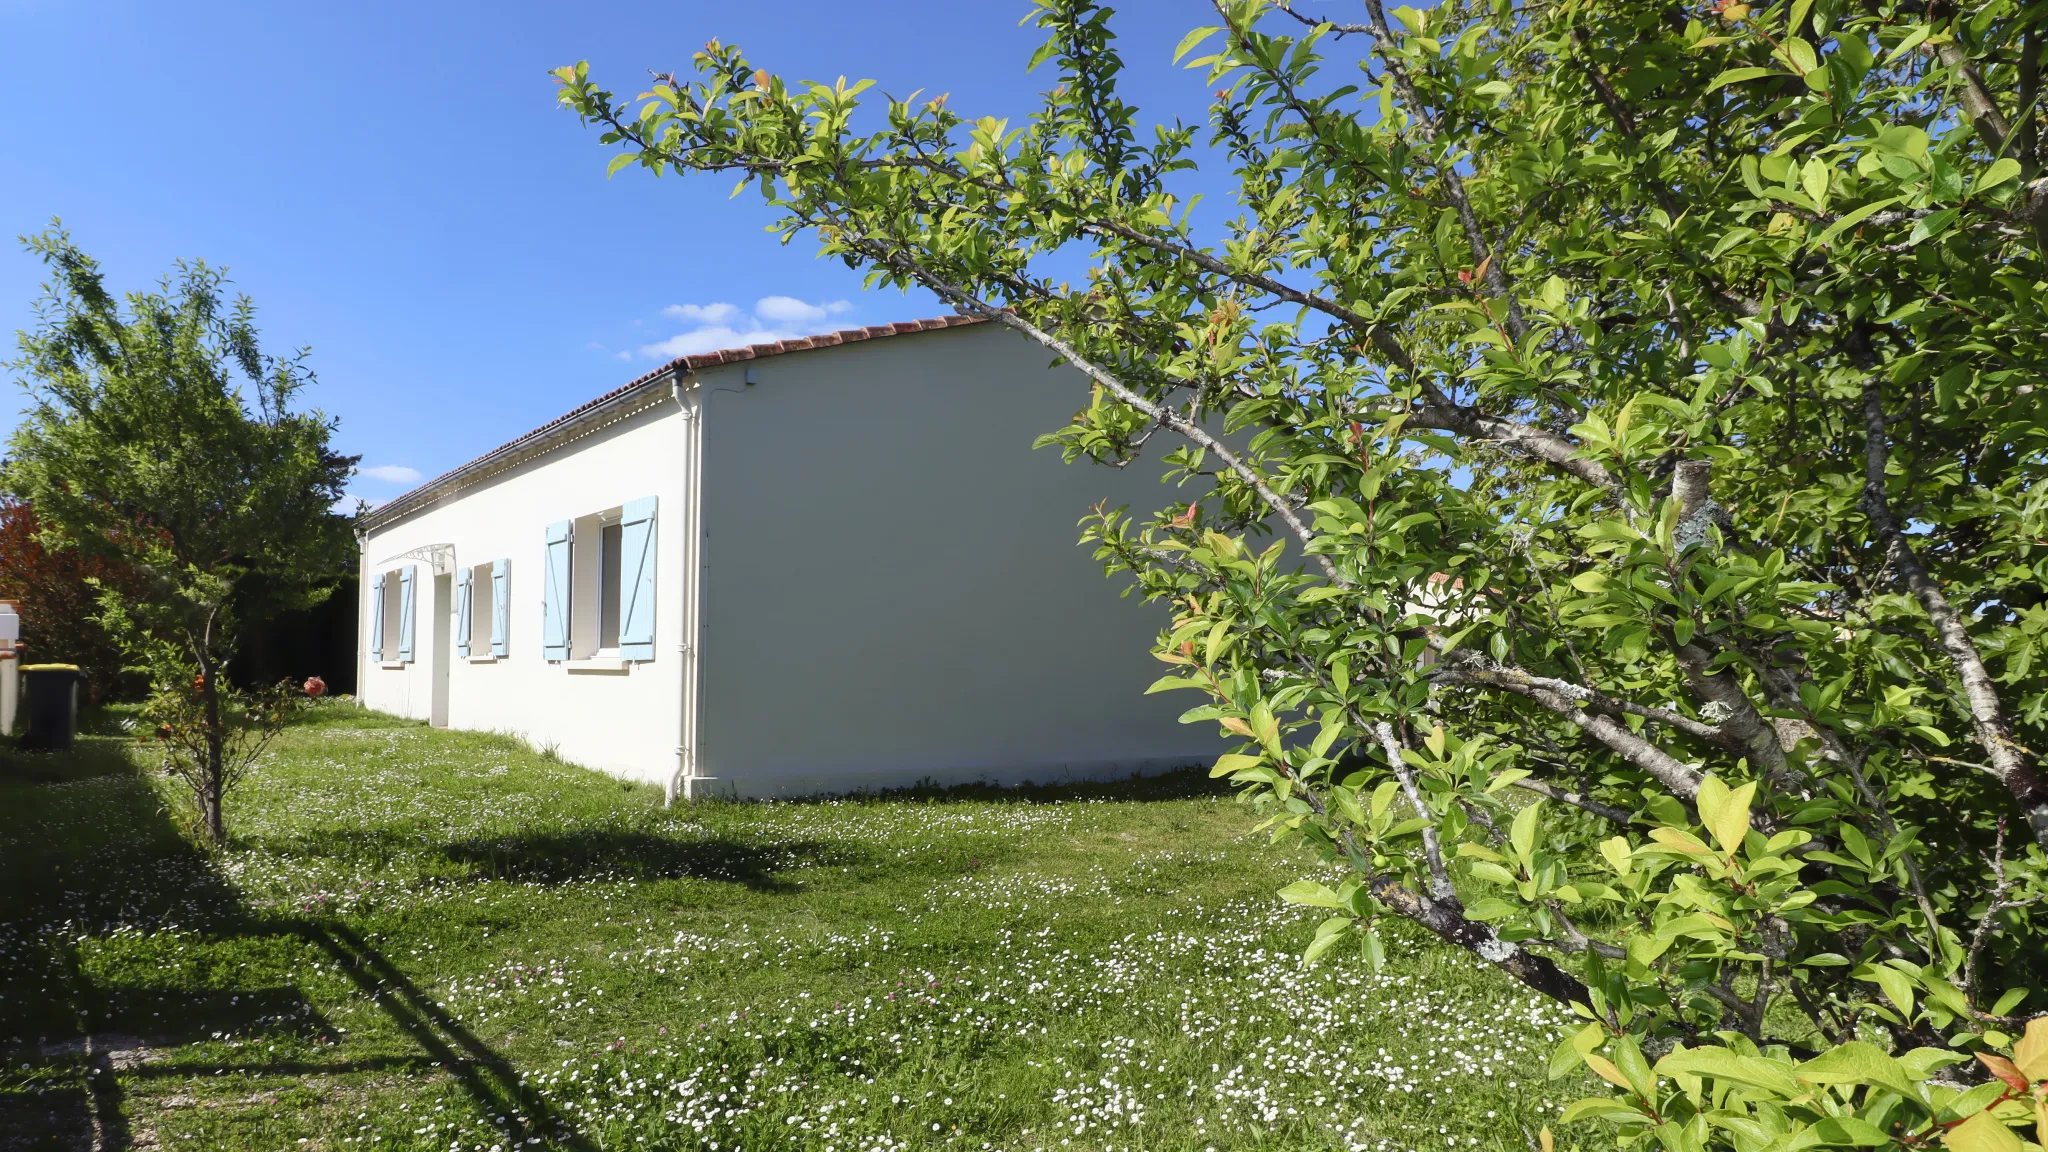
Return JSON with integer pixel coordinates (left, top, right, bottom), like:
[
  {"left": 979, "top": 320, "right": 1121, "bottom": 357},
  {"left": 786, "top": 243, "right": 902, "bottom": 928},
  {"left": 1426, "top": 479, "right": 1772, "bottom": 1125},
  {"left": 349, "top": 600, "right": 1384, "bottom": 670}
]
[
  {"left": 543, "top": 521, "right": 571, "bottom": 661},
  {"left": 369, "top": 572, "right": 385, "bottom": 662},
  {"left": 398, "top": 564, "right": 417, "bottom": 663},
  {"left": 455, "top": 564, "right": 472, "bottom": 659},
  {"left": 491, "top": 559, "right": 510, "bottom": 658},
  {"left": 618, "top": 496, "right": 658, "bottom": 662}
]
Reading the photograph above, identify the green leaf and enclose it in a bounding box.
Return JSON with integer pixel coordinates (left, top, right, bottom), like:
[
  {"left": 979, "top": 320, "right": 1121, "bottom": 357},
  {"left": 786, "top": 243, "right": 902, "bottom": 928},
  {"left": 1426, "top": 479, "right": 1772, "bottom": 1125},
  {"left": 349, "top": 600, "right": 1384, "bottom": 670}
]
[
  {"left": 1611, "top": 1035, "right": 1655, "bottom": 1099},
  {"left": 1465, "top": 897, "right": 1519, "bottom": 920},
  {"left": 1599, "top": 836, "right": 1633, "bottom": 876},
  {"left": 1278, "top": 880, "right": 1347, "bottom": 909},
  {"left": 1907, "top": 208, "right": 1960, "bottom": 246},
  {"left": 1551, "top": 1024, "right": 1605, "bottom": 1079},
  {"left": 1944, "top": 1112, "right": 2024, "bottom": 1152},
  {"left": 1210, "top": 753, "right": 1264, "bottom": 778},
  {"left": 1694, "top": 775, "right": 1754, "bottom": 854},
  {"left": 1707, "top": 66, "right": 1777, "bottom": 92},
  {"left": 1975, "top": 158, "right": 2022, "bottom": 194},
  {"left": 1784, "top": 1116, "right": 1894, "bottom": 1148},
  {"left": 1302, "top": 915, "right": 1352, "bottom": 965},
  {"left": 1359, "top": 926, "right": 1386, "bottom": 972},
  {"left": 1172, "top": 26, "right": 1221, "bottom": 64},
  {"left": 1510, "top": 801, "right": 1542, "bottom": 861},
  {"left": 1656, "top": 1046, "right": 1802, "bottom": 1095},
  {"left": 1802, "top": 158, "right": 1831, "bottom": 212},
  {"left": 1856, "top": 965, "right": 1917, "bottom": 1021},
  {"left": 1884, "top": 22, "right": 1931, "bottom": 64},
  {"left": 1560, "top": 1097, "right": 1645, "bottom": 1123},
  {"left": 1795, "top": 1041, "right": 1921, "bottom": 1098},
  {"left": 1873, "top": 125, "right": 1930, "bottom": 160},
  {"left": 1709, "top": 227, "right": 1758, "bottom": 259},
  {"left": 1785, "top": 38, "right": 1818, "bottom": 75},
  {"left": 1816, "top": 197, "right": 1902, "bottom": 247}
]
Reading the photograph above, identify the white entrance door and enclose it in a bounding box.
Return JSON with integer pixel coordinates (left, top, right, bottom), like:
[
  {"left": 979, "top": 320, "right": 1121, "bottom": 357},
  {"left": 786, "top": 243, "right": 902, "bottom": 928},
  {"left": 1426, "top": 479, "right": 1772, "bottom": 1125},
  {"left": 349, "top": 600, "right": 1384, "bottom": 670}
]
[{"left": 431, "top": 572, "right": 452, "bottom": 728}]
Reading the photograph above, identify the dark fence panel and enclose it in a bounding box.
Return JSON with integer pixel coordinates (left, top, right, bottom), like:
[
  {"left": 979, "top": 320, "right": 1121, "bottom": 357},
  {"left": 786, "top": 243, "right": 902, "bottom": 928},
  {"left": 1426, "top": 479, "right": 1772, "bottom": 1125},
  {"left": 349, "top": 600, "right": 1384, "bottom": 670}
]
[{"left": 233, "top": 576, "right": 357, "bottom": 696}]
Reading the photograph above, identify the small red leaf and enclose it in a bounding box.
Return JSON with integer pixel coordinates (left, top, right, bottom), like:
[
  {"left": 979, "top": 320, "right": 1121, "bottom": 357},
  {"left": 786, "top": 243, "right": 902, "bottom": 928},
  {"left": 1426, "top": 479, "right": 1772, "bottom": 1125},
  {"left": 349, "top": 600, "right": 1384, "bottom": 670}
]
[{"left": 1978, "top": 1052, "right": 2029, "bottom": 1093}]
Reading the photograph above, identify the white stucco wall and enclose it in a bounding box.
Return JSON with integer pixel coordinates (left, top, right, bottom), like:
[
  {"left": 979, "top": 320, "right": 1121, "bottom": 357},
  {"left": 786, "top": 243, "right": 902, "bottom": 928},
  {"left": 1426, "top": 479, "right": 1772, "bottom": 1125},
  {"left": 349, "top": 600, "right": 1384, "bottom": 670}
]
[
  {"left": 357, "top": 396, "right": 692, "bottom": 788},
  {"left": 692, "top": 323, "right": 1220, "bottom": 796}
]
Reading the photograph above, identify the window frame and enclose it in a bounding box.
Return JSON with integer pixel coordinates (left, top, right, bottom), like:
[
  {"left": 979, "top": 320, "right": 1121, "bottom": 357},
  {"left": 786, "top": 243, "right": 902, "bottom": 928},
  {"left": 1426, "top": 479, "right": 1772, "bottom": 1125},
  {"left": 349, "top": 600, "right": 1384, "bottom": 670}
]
[
  {"left": 466, "top": 561, "right": 496, "bottom": 661},
  {"left": 567, "top": 508, "right": 626, "bottom": 663},
  {"left": 596, "top": 520, "right": 624, "bottom": 656},
  {"left": 379, "top": 569, "right": 404, "bottom": 666}
]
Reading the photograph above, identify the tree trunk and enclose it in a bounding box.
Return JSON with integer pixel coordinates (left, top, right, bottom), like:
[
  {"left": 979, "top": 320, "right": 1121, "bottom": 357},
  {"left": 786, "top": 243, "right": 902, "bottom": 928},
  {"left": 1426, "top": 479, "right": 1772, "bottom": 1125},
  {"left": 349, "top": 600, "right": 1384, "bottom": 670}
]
[{"left": 199, "top": 650, "right": 227, "bottom": 845}]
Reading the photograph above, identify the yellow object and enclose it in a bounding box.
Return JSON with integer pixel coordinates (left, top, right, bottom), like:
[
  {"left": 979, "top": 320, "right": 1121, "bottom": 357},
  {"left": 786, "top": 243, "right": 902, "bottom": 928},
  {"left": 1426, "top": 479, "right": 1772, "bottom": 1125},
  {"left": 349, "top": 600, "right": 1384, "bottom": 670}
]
[{"left": 20, "top": 664, "right": 81, "bottom": 672}]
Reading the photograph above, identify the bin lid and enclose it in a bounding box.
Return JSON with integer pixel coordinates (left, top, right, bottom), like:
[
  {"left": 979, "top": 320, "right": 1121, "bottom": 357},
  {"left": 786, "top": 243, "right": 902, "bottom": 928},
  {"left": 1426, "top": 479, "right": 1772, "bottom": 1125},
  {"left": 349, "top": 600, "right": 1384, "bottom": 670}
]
[{"left": 21, "top": 663, "right": 82, "bottom": 672}]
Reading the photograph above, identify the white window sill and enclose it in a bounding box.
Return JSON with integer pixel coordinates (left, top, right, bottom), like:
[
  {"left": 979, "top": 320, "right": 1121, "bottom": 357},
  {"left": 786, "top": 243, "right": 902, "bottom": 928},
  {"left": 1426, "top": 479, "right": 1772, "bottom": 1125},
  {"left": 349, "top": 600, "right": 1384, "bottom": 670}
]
[
  {"left": 467, "top": 654, "right": 500, "bottom": 664},
  {"left": 379, "top": 660, "right": 408, "bottom": 670},
  {"left": 565, "top": 658, "right": 631, "bottom": 673}
]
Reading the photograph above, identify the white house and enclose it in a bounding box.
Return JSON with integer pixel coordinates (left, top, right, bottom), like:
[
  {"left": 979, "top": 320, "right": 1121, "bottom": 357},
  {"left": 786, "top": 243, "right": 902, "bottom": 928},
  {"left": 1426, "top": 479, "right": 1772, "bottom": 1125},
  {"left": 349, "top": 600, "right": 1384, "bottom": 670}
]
[{"left": 355, "top": 316, "right": 1218, "bottom": 799}]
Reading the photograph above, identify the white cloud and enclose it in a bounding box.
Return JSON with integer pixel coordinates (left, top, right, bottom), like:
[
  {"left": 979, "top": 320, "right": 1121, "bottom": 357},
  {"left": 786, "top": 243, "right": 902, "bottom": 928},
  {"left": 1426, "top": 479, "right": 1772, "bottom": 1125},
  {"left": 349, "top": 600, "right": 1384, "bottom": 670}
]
[
  {"left": 753, "top": 295, "right": 853, "bottom": 325},
  {"left": 358, "top": 464, "right": 424, "bottom": 485},
  {"left": 640, "top": 297, "right": 858, "bottom": 360},
  {"left": 662, "top": 302, "right": 743, "bottom": 325},
  {"left": 638, "top": 326, "right": 804, "bottom": 360}
]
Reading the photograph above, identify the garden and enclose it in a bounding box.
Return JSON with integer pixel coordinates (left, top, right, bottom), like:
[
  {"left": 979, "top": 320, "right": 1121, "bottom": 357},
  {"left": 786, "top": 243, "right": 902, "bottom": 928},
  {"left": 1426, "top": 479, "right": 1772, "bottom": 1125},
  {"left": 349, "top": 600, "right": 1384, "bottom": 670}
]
[
  {"left": 6, "top": 0, "right": 2048, "bottom": 1147},
  {"left": 0, "top": 704, "right": 1578, "bottom": 1151}
]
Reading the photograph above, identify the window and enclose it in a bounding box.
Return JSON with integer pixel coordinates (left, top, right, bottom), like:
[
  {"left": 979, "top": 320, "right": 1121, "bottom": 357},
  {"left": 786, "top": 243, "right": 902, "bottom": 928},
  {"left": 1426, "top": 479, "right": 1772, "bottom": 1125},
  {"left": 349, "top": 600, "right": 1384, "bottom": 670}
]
[
  {"left": 544, "top": 497, "right": 656, "bottom": 664},
  {"left": 370, "top": 565, "right": 414, "bottom": 665},
  {"left": 599, "top": 522, "right": 623, "bottom": 652},
  {"left": 459, "top": 558, "right": 510, "bottom": 660},
  {"left": 380, "top": 573, "right": 402, "bottom": 658},
  {"left": 567, "top": 510, "right": 618, "bottom": 659},
  {"left": 467, "top": 563, "right": 492, "bottom": 655}
]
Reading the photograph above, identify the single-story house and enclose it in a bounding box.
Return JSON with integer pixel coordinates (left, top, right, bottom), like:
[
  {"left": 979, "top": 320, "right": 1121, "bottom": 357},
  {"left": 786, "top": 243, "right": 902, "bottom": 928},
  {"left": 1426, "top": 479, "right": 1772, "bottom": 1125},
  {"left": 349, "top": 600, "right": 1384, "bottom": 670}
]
[{"left": 355, "top": 316, "right": 1218, "bottom": 799}]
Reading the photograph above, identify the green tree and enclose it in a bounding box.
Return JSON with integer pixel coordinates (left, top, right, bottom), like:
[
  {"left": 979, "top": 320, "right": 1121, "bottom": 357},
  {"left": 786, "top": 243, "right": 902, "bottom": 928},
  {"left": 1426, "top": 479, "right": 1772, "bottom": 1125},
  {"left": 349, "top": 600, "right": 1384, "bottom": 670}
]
[
  {"left": 558, "top": 0, "right": 2048, "bottom": 1143},
  {"left": 3, "top": 227, "right": 356, "bottom": 842}
]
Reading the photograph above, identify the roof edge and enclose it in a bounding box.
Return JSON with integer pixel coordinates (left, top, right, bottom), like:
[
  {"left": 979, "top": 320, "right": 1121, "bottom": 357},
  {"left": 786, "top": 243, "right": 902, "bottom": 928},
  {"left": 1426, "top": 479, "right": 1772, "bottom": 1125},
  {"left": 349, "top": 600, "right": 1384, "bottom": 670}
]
[{"left": 357, "top": 314, "right": 984, "bottom": 534}]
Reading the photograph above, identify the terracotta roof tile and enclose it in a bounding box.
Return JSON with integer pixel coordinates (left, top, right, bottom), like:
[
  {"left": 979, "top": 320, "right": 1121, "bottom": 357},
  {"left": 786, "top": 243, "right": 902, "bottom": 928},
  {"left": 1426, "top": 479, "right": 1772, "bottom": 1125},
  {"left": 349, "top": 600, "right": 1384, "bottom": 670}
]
[{"left": 361, "top": 314, "right": 984, "bottom": 530}]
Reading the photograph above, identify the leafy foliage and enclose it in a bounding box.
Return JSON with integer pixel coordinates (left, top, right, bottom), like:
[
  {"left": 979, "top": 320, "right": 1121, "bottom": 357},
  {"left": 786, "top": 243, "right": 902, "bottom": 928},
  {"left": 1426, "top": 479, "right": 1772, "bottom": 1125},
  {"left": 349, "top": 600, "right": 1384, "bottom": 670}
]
[
  {"left": 2, "top": 226, "right": 356, "bottom": 841},
  {"left": 557, "top": 0, "right": 2048, "bottom": 1143},
  {"left": 0, "top": 498, "right": 142, "bottom": 701},
  {"left": 138, "top": 675, "right": 306, "bottom": 844}
]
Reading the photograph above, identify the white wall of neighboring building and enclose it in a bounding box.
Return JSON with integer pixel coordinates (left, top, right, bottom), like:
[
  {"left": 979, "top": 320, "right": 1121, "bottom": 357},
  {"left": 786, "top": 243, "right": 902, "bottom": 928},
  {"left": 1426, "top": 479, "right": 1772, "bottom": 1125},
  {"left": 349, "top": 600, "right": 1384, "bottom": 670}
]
[
  {"left": 691, "top": 323, "right": 1219, "bottom": 796},
  {"left": 357, "top": 395, "right": 692, "bottom": 788}
]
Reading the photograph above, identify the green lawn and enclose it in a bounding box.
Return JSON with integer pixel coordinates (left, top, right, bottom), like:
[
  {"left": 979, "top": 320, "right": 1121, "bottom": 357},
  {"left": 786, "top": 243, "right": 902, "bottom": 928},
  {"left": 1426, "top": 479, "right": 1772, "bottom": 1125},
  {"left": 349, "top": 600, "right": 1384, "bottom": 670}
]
[{"left": 0, "top": 703, "right": 1582, "bottom": 1151}]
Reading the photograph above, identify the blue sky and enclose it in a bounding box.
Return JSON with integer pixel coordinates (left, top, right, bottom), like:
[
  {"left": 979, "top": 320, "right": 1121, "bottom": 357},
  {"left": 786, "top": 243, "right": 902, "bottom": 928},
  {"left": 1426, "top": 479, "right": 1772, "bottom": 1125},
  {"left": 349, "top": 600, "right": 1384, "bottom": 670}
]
[{"left": 0, "top": 0, "right": 1240, "bottom": 507}]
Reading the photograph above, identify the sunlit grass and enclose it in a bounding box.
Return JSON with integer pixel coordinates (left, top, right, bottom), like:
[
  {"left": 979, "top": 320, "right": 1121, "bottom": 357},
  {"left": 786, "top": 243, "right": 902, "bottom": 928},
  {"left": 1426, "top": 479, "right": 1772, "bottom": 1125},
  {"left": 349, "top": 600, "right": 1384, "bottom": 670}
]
[{"left": 0, "top": 701, "right": 1584, "bottom": 1150}]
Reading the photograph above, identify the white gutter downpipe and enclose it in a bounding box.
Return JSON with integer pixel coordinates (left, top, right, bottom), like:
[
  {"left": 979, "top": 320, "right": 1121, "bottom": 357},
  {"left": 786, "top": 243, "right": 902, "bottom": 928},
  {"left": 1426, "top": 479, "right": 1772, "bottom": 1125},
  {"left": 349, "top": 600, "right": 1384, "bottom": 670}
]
[{"left": 667, "top": 376, "right": 707, "bottom": 805}]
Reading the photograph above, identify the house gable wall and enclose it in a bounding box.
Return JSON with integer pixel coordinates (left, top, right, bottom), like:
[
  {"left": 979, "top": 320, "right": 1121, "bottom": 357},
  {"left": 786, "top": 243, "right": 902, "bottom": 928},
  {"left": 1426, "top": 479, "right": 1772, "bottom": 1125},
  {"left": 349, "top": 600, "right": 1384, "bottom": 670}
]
[{"left": 692, "top": 323, "right": 1219, "bottom": 796}]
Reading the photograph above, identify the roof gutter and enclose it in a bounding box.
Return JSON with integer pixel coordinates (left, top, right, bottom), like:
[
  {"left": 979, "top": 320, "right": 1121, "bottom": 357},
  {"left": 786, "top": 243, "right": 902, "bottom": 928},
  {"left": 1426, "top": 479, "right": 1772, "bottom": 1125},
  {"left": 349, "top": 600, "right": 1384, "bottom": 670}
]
[{"left": 357, "top": 366, "right": 682, "bottom": 534}]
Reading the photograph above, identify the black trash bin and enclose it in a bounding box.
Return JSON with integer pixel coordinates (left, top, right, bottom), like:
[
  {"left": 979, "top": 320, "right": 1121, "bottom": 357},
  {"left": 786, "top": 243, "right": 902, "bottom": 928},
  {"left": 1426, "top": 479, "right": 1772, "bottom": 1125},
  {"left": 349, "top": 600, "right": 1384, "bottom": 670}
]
[{"left": 20, "top": 664, "right": 82, "bottom": 752}]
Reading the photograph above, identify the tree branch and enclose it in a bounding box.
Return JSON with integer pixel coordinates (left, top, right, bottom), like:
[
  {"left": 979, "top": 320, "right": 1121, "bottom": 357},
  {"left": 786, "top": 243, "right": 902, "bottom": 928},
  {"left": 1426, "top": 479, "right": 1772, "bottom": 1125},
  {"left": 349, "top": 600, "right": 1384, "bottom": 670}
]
[
  {"left": 1861, "top": 378, "right": 2048, "bottom": 849},
  {"left": 1511, "top": 777, "right": 1634, "bottom": 825},
  {"left": 1374, "top": 720, "right": 1457, "bottom": 904},
  {"left": 1434, "top": 652, "right": 1705, "bottom": 800}
]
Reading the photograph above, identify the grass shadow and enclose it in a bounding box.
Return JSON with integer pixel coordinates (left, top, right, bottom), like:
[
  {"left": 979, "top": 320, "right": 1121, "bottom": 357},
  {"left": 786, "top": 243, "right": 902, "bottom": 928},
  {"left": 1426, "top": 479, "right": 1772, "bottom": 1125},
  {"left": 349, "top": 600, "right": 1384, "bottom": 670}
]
[
  {"left": 291, "top": 919, "right": 595, "bottom": 1151},
  {"left": 750, "top": 763, "right": 1233, "bottom": 809},
  {"left": 439, "top": 828, "right": 855, "bottom": 892},
  {"left": 0, "top": 714, "right": 597, "bottom": 1151}
]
